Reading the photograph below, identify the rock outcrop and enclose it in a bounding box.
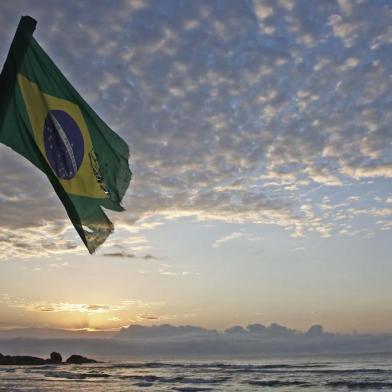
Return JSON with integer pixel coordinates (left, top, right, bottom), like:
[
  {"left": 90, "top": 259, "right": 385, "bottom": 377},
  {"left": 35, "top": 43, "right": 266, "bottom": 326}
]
[
  {"left": 0, "top": 352, "right": 97, "bottom": 365},
  {"left": 0, "top": 354, "right": 45, "bottom": 365},
  {"left": 66, "top": 354, "right": 97, "bottom": 364},
  {"left": 48, "top": 352, "right": 62, "bottom": 364}
]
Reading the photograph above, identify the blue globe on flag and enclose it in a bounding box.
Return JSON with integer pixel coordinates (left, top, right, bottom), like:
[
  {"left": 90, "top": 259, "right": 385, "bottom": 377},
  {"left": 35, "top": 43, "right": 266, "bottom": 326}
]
[{"left": 43, "top": 109, "right": 84, "bottom": 180}]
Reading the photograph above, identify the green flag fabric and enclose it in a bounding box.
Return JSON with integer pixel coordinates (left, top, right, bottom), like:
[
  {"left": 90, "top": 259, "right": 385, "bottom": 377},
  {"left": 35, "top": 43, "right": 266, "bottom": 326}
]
[{"left": 0, "top": 16, "right": 132, "bottom": 253}]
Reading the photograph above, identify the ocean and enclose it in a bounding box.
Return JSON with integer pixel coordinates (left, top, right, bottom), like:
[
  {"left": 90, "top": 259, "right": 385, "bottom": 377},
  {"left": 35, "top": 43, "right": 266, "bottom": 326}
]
[{"left": 1, "top": 354, "right": 392, "bottom": 391}]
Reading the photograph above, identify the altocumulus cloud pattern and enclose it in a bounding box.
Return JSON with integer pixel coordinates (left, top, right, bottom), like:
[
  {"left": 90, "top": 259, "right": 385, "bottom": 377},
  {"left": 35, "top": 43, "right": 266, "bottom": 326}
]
[{"left": 0, "top": 0, "right": 391, "bottom": 258}]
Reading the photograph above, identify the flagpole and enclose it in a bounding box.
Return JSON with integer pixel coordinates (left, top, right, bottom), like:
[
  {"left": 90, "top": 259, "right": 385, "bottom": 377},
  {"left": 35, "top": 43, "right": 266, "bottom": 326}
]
[
  {"left": 0, "top": 16, "right": 37, "bottom": 130},
  {"left": 18, "top": 16, "right": 37, "bottom": 34}
]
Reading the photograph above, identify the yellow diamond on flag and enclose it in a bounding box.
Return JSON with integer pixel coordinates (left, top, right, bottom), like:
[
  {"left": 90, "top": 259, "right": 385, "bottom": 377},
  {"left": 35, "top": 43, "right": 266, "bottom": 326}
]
[{"left": 18, "top": 73, "right": 107, "bottom": 199}]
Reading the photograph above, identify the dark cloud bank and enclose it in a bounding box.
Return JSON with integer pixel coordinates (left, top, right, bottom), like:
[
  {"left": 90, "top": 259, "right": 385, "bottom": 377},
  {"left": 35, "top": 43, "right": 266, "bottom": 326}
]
[{"left": 1, "top": 323, "right": 392, "bottom": 358}]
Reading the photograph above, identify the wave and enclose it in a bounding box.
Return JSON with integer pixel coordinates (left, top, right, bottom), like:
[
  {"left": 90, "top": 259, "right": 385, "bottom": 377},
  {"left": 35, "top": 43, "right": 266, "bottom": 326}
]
[
  {"left": 233, "top": 367, "right": 392, "bottom": 375},
  {"left": 133, "top": 381, "right": 154, "bottom": 387},
  {"left": 7, "top": 358, "right": 392, "bottom": 391},
  {"left": 306, "top": 368, "right": 392, "bottom": 375},
  {"left": 247, "top": 380, "right": 312, "bottom": 387},
  {"left": 120, "top": 374, "right": 230, "bottom": 385},
  {"left": 44, "top": 370, "right": 110, "bottom": 380},
  {"left": 173, "top": 388, "right": 213, "bottom": 392},
  {"left": 327, "top": 381, "right": 392, "bottom": 389},
  {"left": 109, "top": 361, "right": 329, "bottom": 371}
]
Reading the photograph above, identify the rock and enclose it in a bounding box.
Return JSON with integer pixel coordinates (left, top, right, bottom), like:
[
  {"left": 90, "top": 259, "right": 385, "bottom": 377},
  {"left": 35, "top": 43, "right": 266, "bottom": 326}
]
[
  {"left": 49, "top": 352, "right": 62, "bottom": 364},
  {"left": 66, "top": 355, "right": 97, "bottom": 364},
  {"left": 0, "top": 352, "right": 98, "bottom": 366},
  {"left": 0, "top": 355, "right": 46, "bottom": 365}
]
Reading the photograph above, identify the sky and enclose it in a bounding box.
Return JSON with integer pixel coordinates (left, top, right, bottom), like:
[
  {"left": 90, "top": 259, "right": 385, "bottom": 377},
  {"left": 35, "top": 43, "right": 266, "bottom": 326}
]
[{"left": 0, "top": 0, "right": 391, "bottom": 334}]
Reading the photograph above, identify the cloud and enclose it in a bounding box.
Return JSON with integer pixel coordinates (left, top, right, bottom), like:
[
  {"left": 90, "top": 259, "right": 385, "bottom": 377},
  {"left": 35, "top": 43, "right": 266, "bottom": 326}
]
[
  {"left": 1, "top": 321, "right": 392, "bottom": 357},
  {"left": 0, "top": 295, "right": 166, "bottom": 316},
  {"left": 212, "top": 231, "right": 263, "bottom": 248},
  {"left": 101, "top": 252, "right": 160, "bottom": 260},
  {"left": 0, "top": 224, "right": 83, "bottom": 260},
  {"left": 13, "top": 302, "right": 117, "bottom": 314},
  {"left": 158, "top": 269, "right": 194, "bottom": 276},
  {"left": 103, "top": 252, "right": 137, "bottom": 258},
  {"left": 137, "top": 314, "right": 159, "bottom": 321},
  {"left": 108, "top": 317, "right": 121, "bottom": 322},
  {"left": 0, "top": 0, "right": 391, "bottom": 256},
  {"left": 342, "top": 163, "right": 392, "bottom": 179},
  {"left": 2, "top": 329, "right": 392, "bottom": 358}
]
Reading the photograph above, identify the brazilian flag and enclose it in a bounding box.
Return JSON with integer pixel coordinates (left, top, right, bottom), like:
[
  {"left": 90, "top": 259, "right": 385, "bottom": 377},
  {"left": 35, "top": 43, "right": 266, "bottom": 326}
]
[{"left": 0, "top": 16, "right": 132, "bottom": 253}]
